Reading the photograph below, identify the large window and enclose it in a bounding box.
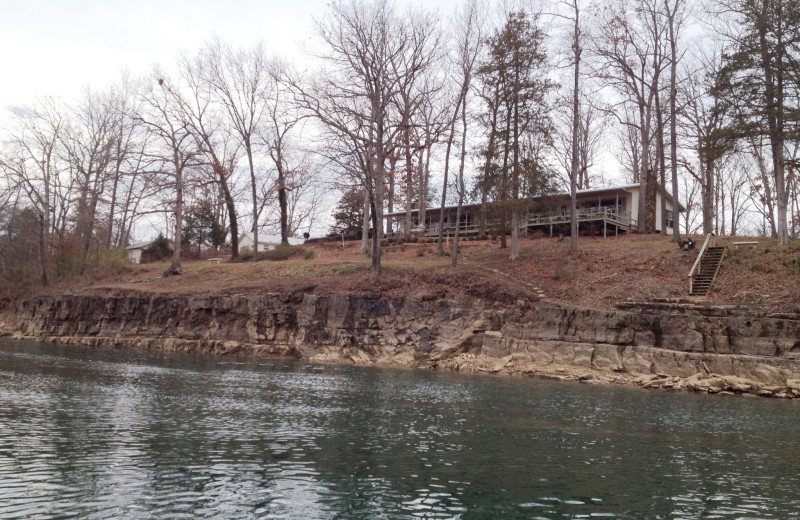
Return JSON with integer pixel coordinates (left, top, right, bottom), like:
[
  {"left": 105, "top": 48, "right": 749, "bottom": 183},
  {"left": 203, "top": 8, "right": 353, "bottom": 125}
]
[{"left": 666, "top": 210, "right": 675, "bottom": 229}]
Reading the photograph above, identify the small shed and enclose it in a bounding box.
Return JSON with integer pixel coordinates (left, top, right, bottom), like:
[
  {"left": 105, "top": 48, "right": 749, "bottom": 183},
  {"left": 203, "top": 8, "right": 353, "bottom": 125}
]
[
  {"left": 126, "top": 238, "right": 172, "bottom": 264},
  {"left": 238, "top": 232, "right": 305, "bottom": 254},
  {"left": 126, "top": 243, "right": 147, "bottom": 264}
]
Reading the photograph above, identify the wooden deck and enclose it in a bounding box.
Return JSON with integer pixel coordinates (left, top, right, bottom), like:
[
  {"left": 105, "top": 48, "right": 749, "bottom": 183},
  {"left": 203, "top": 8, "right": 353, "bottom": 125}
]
[
  {"left": 406, "top": 207, "right": 634, "bottom": 238},
  {"left": 525, "top": 207, "right": 634, "bottom": 237}
]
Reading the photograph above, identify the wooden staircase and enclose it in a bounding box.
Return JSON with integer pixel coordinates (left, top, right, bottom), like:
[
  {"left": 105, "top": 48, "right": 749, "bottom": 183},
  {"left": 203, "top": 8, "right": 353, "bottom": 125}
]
[{"left": 688, "top": 234, "right": 726, "bottom": 297}]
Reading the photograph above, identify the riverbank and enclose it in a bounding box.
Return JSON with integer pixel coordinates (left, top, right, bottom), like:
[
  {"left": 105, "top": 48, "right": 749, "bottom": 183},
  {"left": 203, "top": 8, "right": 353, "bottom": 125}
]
[
  {"left": 3, "top": 291, "right": 799, "bottom": 399},
  {"left": 15, "top": 234, "right": 800, "bottom": 310}
]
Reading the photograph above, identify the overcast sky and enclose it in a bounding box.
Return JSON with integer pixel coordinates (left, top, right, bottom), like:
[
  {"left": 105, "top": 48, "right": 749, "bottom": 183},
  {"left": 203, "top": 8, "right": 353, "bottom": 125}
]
[{"left": 0, "top": 0, "right": 403, "bottom": 108}]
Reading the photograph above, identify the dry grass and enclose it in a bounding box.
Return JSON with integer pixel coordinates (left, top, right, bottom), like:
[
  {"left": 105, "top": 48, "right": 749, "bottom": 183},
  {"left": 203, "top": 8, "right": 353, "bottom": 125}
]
[{"left": 41, "top": 234, "right": 800, "bottom": 311}]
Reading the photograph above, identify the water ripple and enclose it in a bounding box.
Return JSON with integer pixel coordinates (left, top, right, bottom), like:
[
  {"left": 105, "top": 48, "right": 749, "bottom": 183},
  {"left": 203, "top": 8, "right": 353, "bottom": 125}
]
[{"left": 1, "top": 340, "right": 799, "bottom": 519}]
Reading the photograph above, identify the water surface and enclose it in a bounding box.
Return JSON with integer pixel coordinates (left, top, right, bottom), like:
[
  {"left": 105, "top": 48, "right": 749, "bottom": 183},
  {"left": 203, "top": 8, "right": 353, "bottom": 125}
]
[{"left": 1, "top": 339, "right": 798, "bottom": 519}]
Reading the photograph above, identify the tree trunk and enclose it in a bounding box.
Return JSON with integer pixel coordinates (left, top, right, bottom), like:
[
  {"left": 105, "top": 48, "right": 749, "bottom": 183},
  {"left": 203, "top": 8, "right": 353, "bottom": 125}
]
[
  {"left": 371, "top": 158, "right": 385, "bottom": 275},
  {"left": 388, "top": 155, "right": 397, "bottom": 215},
  {"left": 107, "top": 151, "right": 121, "bottom": 248},
  {"left": 216, "top": 165, "right": 239, "bottom": 259},
  {"left": 757, "top": 7, "right": 789, "bottom": 245},
  {"left": 164, "top": 155, "right": 183, "bottom": 277},
  {"left": 360, "top": 187, "right": 370, "bottom": 255},
  {"left": 479, "top": 87, "right": 500, "bottom": 239},
  {"left": 452, "top": 89, "right": 469, "bottom": 267},
  {"left": 569, "top": 6, "right": 581, "bottom": 253},
  {"left": 499, "top": 104, "right": 513, "bottom": 249},
  {"left": 38, "top": 211, "right": 49, "bottom": 286},
  {"left": 246, "top": 144, "right": 259, "bottom": 260},
  {"left": 667, "top": 0, "right": 681, "bottom": 242},
  {"left": 655, "top": 88, "right": 667, "bottom": 235},
  {"left": 418, "top": 147, "right": 430, "bottom": 233},
  {"left": 437, "top": 109, "right": 458, "bottom": 256},
  {"left": 404, "top": 126, "right": 414, "bottom": 240},
  {"left": 278, "top": 168, "right": 288, "bottom": 245}
]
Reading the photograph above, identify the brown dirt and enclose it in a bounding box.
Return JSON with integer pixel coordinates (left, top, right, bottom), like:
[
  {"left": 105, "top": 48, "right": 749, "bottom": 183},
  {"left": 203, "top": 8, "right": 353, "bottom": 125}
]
[{"left": 36, "top": 234, "right": 800, "bottom": 311}]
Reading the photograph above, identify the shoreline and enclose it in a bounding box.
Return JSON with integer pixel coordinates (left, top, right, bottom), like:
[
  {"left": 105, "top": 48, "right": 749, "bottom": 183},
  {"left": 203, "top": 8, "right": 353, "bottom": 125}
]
[
  {"left": 3, "top": 292, "right": 799, "bottom": 400},
  {"left": 4, "top": 332, "right": 798, "bottom": 400}
]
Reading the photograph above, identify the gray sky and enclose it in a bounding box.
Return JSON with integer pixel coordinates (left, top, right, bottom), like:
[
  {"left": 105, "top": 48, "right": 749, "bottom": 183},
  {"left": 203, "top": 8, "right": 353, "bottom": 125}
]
[{"left": 0, "top": 0, "right": 334, "bottom": 107}]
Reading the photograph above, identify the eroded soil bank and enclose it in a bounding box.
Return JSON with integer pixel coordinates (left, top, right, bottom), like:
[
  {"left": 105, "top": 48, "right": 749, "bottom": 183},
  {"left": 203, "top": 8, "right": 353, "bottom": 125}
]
[{"left": 2, "top": 293, "right": 800, "bottom": 399}]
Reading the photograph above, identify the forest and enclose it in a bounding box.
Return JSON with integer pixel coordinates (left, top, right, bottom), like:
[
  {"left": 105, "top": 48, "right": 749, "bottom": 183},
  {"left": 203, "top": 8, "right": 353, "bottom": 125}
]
[{"left": 0, "top": 0, "right": 798, "bottom": 291}]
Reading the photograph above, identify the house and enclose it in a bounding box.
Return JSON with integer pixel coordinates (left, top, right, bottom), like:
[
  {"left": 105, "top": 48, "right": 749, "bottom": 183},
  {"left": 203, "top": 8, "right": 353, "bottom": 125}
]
[
  {"left": 384, "top": 184, "right": 685, "bottom": 238},
  {"left": 125, "top": 238, "right": 172, "bottom": 264},
  {"left": 237, "top": 232, "right": 305, "bottom": 254}
]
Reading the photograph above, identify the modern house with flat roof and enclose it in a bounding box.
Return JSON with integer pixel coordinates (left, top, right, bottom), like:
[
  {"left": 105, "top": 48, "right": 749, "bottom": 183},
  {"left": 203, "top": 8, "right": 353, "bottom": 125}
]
[{"left": 384, "top": 184, "right": 685, "bottom": 238}]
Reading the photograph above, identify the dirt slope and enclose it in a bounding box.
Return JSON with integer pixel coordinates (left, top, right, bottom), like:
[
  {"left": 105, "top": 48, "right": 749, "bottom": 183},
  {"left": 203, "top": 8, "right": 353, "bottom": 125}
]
[{"left": 35, "top": 234, "right": 800, "bottom": 311}]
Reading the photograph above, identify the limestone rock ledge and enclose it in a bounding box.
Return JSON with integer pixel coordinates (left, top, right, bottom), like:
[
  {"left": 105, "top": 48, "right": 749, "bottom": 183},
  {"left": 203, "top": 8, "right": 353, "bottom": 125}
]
[{"left": 4, "top": 293, "right": 800, "bottom": 399}]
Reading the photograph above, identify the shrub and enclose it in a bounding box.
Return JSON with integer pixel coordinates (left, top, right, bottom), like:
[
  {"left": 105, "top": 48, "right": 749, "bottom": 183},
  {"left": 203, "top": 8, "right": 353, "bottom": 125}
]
[
  {"left": 239, "top": 244, "right": 305, "bottom": 262},
  {"left": 260, "top": 244, "right": 302, "bottom": 261},
  {"left": 303, "top": 247, "right": 316, "bottom": 260}
]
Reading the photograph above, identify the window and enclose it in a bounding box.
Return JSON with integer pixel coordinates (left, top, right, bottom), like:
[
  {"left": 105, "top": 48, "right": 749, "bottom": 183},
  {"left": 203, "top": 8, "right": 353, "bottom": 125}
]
[{"left": 666, "top": 210, "right": 674, "bottom": 229}]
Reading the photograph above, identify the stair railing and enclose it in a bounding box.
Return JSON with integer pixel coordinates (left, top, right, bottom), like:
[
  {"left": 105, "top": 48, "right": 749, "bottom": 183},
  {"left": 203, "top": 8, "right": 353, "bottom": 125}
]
[{"left": 688, "top": 233, "right": 715, "bottom": 294}]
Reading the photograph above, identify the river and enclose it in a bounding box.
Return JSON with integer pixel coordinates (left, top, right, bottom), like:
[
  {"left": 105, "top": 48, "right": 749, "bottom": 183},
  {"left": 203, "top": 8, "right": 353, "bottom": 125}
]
[{"left": 0, "top": 339, "right": 798, "bottom": 519}]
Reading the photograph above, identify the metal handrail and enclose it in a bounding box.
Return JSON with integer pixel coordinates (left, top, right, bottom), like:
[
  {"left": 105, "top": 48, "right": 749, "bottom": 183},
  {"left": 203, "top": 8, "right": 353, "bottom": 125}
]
[{"left": 688, "top": 233, "right": 715, "bottom": 293}]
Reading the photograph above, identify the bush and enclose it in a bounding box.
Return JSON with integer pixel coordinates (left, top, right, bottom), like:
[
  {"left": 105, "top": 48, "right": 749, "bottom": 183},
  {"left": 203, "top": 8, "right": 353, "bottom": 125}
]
[
  {"left": 236, "top": 244, "right": 304, "bottom": 262},
  {"left": 143, "top": 233, "right": 172, "bottom": 262},
  {"left": 303, "top": 247, "right": 316, "bottom": 260},
  {"left": 260, "top": 244, "right": 302, "bottom": 261},
  {"left": 52, "top": 245, "right": 129, "bottom": 280}
]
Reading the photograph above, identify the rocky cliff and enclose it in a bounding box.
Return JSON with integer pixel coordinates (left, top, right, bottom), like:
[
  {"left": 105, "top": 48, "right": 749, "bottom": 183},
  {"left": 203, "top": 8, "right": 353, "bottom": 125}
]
[{"left": 4, "top": 293, "right": 800, "bottom": 398}]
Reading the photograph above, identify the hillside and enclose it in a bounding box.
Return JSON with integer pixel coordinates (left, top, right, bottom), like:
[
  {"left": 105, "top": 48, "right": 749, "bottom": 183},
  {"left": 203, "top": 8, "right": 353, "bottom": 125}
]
[{"left": 32, "top": 234, "right": 800, "bottom": 311}]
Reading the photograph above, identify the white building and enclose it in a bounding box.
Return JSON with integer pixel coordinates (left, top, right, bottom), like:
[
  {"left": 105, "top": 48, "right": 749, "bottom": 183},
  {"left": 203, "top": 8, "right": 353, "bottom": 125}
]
[
  {"left": 126, "top": 244, "right": 145, "bottom": 264},
  {"left": 237, "top": 232, "right": 305, "bottom": 254}
]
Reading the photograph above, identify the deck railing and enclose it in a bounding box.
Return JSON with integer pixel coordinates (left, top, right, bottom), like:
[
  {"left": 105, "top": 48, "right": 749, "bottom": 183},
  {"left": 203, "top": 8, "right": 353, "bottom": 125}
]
[
  {"left": 524, "top": 207, "right": 632, "bottom": 228},
  {"left": 401, "top": 207, "right": 633, "bottom": 237}
]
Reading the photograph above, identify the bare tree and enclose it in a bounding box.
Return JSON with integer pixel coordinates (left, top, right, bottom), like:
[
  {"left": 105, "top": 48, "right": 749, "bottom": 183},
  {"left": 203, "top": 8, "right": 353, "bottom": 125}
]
[
  {"left": 201, "top": 38, "right": 271, "bottom": 257},
  {"left": 178, "top": 49, "right": 243, "bottom": 260},
  {"left": 137, "top": 71, "right": 199, "bottom": 276},
  {"left": 392, "top": 10, "right": 443, "bottom": 241},
  {"left": 415, "top": 82, "right": 451, "bottom": 232},
  {"left": 262, "top": 158, "right": 326, "bottom": 237},
  {"left": 294, "top": 0, "right": 436, "bottom": 274},
  {"left": 261, "top": 59, "right": 309, "bottom": 245},
  {"left": 680, "top": 50, "right": 736, "bottom": 236},
  {"left": 664, "top": 0, "right": 688, "bottom": 241},
  {"left": 594, "top": 0, "right": 667, "bottom": 233},
  {"left": 61, "top": 87, "right": 118, "bottom": 263},
  {"left": 0, "top": 100, "right": 68, "bottom": 285},
  {"left": 104, "top": 75, "right": 157, "bottom": 249},
  {"left": 558, "top": 0, "right": 585, "bottom": 252},
  {"left": 451, "top": 0, "right": 488, "bottom": 267}
]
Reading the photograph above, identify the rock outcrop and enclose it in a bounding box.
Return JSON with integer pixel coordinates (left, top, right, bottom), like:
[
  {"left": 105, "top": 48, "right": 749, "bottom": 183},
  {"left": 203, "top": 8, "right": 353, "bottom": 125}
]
[{"left": 4, "top": 293, "right": 800, "bottom": 398}]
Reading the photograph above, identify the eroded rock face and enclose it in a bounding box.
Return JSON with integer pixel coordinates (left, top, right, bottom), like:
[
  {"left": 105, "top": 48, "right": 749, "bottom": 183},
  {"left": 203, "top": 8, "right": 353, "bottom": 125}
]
[
  {"left": 6, "top": 294, "right": 800, "bottom": 398},
  {"left": 11, "top": 293, "right": 498, "bottom": 368}
]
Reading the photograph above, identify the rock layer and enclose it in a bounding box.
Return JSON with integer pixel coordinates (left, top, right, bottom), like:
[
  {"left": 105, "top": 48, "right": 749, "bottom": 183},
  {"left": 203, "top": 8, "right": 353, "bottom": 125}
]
[{"left": 4, "top": 293, "right": 800, "bottom": 398}]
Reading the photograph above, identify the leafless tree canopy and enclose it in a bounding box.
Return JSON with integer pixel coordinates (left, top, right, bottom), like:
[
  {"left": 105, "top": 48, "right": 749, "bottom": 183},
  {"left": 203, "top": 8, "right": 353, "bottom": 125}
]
[{"left": 1, "top": 0, "right": 799, "bottom": 291}]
